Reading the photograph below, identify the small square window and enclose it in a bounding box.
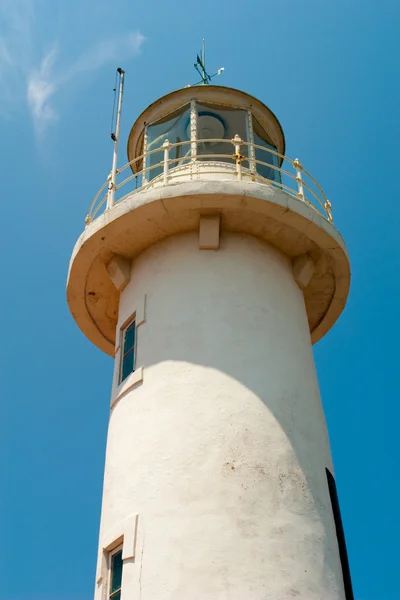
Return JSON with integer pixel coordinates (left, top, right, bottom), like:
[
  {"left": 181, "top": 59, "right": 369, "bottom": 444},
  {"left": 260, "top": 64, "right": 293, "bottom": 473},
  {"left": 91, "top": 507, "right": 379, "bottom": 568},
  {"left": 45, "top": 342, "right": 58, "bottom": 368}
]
[
  {"left": 109, "top": 546, "right": 123, "bottom": 600},
  {"left": 119, "top": 320, "right": 136, "bottom": 384}
]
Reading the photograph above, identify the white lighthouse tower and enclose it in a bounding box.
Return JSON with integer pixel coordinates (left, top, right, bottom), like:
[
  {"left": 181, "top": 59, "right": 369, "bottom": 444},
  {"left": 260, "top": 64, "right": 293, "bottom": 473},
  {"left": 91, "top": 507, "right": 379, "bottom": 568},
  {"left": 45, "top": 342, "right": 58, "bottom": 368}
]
[{"left": 67, "top": 69, "right": 352, "bottom": 600}]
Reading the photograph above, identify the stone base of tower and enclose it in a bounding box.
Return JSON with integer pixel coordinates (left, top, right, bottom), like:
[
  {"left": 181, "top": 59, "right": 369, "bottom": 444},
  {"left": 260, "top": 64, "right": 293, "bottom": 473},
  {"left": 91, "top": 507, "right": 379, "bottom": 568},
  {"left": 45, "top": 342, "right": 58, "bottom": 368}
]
[{"left": 93, "top": 232, "right": 346, "bottom": 600}]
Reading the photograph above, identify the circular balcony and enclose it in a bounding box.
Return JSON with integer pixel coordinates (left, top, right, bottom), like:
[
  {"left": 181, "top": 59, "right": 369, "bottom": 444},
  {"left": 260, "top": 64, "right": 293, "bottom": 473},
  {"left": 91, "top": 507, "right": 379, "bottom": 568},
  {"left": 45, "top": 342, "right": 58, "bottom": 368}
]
[{"left": 85, "top": 137, "right": 332, "bottom": 226}]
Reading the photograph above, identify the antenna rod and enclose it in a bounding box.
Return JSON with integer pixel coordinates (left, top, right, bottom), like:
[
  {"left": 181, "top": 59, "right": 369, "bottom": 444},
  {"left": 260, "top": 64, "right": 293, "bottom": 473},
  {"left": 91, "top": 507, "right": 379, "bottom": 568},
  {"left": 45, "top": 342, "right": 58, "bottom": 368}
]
[
  {"left": 201, "top": 39, "right": 206, "bottom": 84},
  {"left": 107, "top": 67, "right": 125, "bottom": 210}
]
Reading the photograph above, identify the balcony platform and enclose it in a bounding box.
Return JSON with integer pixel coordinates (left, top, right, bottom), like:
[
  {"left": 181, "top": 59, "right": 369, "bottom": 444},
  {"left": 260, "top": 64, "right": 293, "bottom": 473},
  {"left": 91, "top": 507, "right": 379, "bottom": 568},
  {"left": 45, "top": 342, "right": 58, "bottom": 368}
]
[{"left": 67, "top": 179, "right": 350, "bottom": 356}]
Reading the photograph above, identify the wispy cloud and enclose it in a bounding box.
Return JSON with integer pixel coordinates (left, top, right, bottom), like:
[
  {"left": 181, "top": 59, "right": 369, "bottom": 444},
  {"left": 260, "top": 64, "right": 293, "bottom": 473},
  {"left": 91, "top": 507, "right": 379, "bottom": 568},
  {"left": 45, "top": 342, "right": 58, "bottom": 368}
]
[
  {"left": 0, "top": 1, "right": 145, "bottom": 136},
  {"left": 26, "top": 31, "right": 145, "bottom": 136},
  {"left": 27, "top": 46, "right": 58, "bottom": 133},
  {"left": 65, "top": 31, "right": 146, "bottom": 78}
]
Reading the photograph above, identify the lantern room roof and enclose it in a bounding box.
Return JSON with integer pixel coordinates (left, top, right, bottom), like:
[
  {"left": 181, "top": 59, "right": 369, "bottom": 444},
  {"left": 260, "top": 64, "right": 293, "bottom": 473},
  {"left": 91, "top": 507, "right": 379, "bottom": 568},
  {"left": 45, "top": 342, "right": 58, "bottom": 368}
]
[{"left": 127, "top": 85, "right": 286, "bottom": 166}]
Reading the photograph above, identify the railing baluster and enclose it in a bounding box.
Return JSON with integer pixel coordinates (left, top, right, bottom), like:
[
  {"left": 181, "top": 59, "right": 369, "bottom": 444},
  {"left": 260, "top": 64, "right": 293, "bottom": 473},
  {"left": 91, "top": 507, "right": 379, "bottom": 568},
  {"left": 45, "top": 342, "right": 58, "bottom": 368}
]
[
  {"left": 106, "top": 171, "right": 114, "bottom": 210},
  {"left": 324, "top": 199, "right": 333, "bottom": 223},
  {"left": 293, "top": 158, "right": 305, "bottom": 201},
  {"left": 232, "top": 134, "right": 243, "bottom": 181},
  {"left": 163, "top": 139, "right": 170, "bottom": 185}
]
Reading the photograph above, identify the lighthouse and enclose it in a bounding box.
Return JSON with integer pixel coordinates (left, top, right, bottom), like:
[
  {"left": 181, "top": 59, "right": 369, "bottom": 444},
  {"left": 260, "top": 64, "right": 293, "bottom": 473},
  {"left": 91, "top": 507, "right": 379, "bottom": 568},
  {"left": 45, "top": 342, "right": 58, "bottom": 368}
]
[{"left": 67, "top": 71, "right": 352, "bottom": 600}]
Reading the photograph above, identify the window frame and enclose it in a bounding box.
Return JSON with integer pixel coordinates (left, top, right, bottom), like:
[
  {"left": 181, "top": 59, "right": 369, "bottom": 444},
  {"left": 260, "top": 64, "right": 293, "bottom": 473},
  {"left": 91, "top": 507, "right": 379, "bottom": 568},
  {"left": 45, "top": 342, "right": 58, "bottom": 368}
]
[
  {"left": 119, "top": 317, "right": 136, "bottom": 384},
  {"left": 108, "top": 544, "right": 123, "bottom": 600}
]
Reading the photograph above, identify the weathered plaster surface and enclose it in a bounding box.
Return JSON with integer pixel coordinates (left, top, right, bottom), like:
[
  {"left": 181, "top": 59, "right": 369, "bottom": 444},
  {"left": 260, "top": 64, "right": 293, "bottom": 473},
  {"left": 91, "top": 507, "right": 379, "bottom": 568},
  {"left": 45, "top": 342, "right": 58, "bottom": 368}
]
[{"left": 95, "top": 232, "right": 346, "bottom": 600}]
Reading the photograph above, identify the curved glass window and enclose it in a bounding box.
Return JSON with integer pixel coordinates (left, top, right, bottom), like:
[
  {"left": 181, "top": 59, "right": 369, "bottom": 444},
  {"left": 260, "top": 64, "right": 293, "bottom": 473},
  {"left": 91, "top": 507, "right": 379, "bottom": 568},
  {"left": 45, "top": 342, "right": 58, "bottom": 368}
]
[
  {"left": 252, "top": 116, "right": 280, "bottom": 183},
  {"left": 145, "top": 104, "right": 191, "bottom": 181},
  {"left": 142, "top": 101, "right": 281, "bottom": 183},
  {"left": 196, "top": 103, "right": 249, "bottom": 167}
]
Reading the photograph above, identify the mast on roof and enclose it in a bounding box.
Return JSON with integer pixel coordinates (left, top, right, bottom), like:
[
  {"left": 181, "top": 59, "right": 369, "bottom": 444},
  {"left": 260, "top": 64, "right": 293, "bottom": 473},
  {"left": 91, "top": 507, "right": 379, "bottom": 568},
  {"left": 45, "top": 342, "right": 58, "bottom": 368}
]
[{"left": 191, "top": 39, "right": 224, "bottom": 86}]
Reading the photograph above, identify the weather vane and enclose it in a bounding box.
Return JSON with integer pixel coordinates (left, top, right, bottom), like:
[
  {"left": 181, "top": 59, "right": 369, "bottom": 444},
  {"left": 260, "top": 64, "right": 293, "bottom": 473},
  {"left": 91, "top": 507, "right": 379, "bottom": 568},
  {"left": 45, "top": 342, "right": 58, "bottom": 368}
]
[{"left": 186, "top": 40, "right": 224, "bottom": 87}]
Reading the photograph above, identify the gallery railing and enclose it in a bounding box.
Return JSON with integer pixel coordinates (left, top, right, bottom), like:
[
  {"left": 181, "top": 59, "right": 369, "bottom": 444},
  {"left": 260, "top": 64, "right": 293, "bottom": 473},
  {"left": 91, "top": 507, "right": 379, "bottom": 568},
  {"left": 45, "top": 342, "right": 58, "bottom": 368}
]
[{"left": 85, "top": 136, "right": 333, "bottom": 226}]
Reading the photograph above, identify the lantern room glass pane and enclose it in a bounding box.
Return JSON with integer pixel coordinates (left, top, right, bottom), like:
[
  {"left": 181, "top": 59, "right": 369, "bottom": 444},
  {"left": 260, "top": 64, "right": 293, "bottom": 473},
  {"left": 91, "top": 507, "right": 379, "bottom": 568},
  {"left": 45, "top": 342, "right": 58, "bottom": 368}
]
[
  {"left": 146, "top": 104, "right": 191, "bottom": 181},
  {"left": 252, "top": 116, "right": 281, "bottom": 183},
  {"left": 196, "top": 103, "right": 249, "bottom": 167}
]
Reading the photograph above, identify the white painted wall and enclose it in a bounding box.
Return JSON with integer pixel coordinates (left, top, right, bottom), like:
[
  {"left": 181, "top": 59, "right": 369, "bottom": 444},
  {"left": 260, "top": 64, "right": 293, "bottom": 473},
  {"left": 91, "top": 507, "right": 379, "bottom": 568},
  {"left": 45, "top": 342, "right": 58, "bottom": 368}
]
[{"left": 95, "top": 231, "right": 345, "bottom": 600}]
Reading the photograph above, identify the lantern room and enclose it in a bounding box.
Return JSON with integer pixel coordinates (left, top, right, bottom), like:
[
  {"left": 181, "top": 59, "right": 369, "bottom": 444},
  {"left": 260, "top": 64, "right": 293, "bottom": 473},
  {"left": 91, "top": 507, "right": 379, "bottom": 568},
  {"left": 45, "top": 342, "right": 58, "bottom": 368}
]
[{"left": 126, "top": 85, "right": 286, "bottom": 186}]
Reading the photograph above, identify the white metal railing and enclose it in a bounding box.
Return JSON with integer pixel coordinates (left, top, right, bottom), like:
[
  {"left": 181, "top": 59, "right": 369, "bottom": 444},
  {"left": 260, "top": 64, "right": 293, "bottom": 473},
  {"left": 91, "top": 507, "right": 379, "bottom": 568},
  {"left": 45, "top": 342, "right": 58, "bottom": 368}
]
[{"left": 85, "top": 137, "right": 333, "bottom": 226}]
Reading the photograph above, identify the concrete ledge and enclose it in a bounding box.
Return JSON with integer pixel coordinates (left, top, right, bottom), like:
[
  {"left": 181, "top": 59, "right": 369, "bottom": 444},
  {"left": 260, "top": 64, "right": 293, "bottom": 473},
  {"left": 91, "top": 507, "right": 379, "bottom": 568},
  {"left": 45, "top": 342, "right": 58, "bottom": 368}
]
[
  {"left": 110, "top": 367, "right": 144, "bottom": 409},
  {"left": 96, "top": 513, "right": 139, "bottom": 585},
  {"left": 199, "top": 214, "right": 220, "bottom": 250},
  {"left": 106, "top": 254, "right": 131, "bottom": 290},
  {"left": 293, "top": 253, "right": 316, "bottom": 289},
  {"left": 67, "top": 180, "right": 350, "bottom": 355}
]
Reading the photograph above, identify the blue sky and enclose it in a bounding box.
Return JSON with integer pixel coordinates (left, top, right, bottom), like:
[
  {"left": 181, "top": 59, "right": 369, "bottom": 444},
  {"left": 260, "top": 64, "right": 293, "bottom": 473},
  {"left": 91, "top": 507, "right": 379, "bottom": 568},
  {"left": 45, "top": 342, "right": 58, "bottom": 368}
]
[{"left": 0, "top": 0, "right": 399, "bottom": 598}]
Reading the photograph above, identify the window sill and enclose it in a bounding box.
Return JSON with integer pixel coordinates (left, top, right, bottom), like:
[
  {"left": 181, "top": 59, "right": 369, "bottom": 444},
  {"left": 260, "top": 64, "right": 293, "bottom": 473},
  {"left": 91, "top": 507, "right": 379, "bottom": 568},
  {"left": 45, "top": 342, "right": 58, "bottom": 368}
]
[{"left": 111, "top": 367, "right": 143, "bottom": 409}]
